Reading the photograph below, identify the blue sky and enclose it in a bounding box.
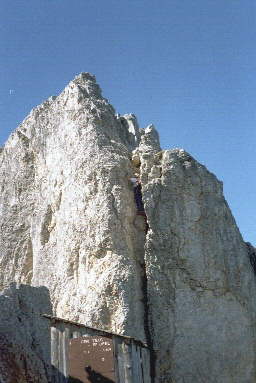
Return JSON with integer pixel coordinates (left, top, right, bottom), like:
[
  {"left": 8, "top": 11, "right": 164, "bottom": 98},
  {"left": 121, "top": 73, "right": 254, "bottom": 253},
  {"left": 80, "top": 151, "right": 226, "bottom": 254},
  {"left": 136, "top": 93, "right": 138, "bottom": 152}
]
[{"left": 1, "top": 0, "right": 255, "bottom": 243}]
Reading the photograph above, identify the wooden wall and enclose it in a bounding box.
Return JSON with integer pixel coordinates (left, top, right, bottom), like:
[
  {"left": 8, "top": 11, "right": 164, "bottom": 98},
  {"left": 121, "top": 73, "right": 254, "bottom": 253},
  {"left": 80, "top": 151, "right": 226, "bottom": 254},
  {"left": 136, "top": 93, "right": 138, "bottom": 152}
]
[{"left": 48, "top": 319, "right": 151, "bottom": 383}]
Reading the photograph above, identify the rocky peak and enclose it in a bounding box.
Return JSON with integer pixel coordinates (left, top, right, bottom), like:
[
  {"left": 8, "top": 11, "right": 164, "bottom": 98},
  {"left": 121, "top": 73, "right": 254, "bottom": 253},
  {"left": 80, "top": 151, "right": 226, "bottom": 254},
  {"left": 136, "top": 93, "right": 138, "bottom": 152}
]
[
  {"left": 0, "top": 73, "right": 255, "bottom": 383},
  {"left": 70, "top": 72, "right": 102, "bottom": 98}
]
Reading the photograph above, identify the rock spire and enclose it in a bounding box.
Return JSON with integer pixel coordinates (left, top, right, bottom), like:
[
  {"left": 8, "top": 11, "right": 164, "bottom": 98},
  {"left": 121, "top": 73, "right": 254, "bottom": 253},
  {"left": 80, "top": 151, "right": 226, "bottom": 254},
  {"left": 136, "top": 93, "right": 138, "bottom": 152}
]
[{"left": 0, "top": 73, "right": 255, "bottom": 383}]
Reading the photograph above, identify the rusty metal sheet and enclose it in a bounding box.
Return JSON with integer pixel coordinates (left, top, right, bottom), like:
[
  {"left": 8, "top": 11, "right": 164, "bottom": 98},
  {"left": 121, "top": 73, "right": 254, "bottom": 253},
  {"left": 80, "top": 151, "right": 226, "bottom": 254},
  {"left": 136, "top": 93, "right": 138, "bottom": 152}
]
[{"left": 68, "top": 335, "right": 116, "bottom": 383}]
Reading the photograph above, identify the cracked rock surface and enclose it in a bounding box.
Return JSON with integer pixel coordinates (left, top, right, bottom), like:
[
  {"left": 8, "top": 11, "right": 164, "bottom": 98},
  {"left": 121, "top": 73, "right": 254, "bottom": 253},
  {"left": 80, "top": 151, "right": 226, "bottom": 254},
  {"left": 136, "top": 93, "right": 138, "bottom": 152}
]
[
  {"left": 0, "top": 73, "right": 255, "bottom": 382},
  {"left": 141, "top": 148, "right": 256, "bottom": 382}
]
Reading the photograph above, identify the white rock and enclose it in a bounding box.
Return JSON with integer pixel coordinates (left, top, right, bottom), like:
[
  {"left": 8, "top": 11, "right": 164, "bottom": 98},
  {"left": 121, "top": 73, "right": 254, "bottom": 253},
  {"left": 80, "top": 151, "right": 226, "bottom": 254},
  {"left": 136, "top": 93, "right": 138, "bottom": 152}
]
[{"left": 0, "top": 73, "right": 255, "bottom": 382}]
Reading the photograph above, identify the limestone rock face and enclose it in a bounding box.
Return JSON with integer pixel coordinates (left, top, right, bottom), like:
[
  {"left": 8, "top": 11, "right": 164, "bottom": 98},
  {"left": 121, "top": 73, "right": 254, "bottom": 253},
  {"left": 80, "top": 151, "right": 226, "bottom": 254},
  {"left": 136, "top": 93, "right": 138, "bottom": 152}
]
[
  {"left": 140, "top": 149, "right": 256, "bottom": 382},
  {"left": 0, "top": 73, "right": 255, "bottom": 382},
  {"left": 0, "top": 73, "right": 146, "bottom": 341}
]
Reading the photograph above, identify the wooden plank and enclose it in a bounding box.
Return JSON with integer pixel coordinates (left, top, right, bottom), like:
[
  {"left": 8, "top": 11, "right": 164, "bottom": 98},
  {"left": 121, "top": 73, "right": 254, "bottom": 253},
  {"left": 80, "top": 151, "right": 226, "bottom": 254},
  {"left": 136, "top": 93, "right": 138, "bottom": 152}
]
[
  {"left": 58, "top": 330, "right": 64, "bottom": 377},
  {"left": 122, "top": 341, "right": 133, "bottom": 383},
  {"left": 51, "top": 326, "right": 60, "bottom": 383},
  {"left": 116, "top": 337, "right": 126, "bottom": 383},
  {"left": 141, "top": 348, "right": 151, "bottom": 383},
  {"left": 131, "top": 341, "right": 139, "bottom": 383},
  {"left": 137, "top": 347, "right": 144, "bottom": 383},
  {"left": 51, "top": 327, "right": 59, "bottom": 368},
  {"left": 140, "top": 348, "right": 145, "bottom": 383},
  {"left": 137, "top": 345, "right": 144, "bottom": 383},
  {"left": 62, "top": 327, "right": 70, "bottom": 378},
  {"left": 112, "top": 337, "right": 120, "bottom": 383}
]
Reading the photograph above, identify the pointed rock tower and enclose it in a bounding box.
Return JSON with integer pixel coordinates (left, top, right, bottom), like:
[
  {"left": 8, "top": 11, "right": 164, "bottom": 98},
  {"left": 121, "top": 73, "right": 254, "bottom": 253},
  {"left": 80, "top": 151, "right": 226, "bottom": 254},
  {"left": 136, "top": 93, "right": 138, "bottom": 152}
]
[{"left": 0, "top": 73, "right": 255, "bottom": 383}]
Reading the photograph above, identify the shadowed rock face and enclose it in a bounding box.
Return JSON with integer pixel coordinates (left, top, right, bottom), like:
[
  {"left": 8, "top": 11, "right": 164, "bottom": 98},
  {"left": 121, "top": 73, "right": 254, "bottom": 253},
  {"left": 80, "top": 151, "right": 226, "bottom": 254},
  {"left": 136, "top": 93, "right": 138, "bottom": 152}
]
[
  {"left": 0, "top": 334, "right": 46, "bottom": 383},
  {"left": 140, "top": 149, "right": 256, "bottom": 382},
  {"left": 0, "top": 284, "right": 52, "bottom": 382},
  {"left": 0, "top": 73, "right": 255, "bottom": 382}
]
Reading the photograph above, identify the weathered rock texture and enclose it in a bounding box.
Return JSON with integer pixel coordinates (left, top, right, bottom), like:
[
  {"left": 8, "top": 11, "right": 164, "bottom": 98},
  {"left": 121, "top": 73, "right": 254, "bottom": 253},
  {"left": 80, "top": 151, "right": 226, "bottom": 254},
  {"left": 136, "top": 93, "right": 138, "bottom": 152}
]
[
  {"left": 140, "top": 149, "right": 256, "bottom": 382},
  {"left": 0, "top": 73, "right": 255, "bottom": 382}
]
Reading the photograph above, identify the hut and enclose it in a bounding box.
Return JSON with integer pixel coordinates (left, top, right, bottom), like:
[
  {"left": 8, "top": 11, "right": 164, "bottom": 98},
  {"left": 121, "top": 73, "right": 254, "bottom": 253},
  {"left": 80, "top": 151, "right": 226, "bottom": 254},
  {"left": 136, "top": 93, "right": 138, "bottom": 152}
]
[{"left": 43, "top": 315, "right": 151, "bottom": 383}]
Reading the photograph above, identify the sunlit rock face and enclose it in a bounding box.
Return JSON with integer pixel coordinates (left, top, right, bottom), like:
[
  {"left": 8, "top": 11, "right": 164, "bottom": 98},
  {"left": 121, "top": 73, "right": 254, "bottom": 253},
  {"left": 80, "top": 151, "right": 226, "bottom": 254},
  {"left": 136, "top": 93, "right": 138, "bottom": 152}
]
[
  {"left": 0, "top": 73, "right": 255, "bottom": 382},
  {"left": 0, "top": 73, "right": 147, "bottom": 342}
]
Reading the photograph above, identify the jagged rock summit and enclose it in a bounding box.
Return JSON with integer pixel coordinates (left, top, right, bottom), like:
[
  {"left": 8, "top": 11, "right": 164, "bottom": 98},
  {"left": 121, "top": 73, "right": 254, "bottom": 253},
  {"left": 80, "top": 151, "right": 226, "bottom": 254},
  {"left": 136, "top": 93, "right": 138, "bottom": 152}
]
[{"left": 0, "top": 73, "right": 256, "bottom": 383}]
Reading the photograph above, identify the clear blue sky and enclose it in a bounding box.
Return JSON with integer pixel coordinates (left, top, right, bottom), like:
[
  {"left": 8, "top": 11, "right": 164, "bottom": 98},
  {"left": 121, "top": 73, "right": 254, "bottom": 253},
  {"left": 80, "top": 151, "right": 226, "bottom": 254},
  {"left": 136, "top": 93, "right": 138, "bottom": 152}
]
[{"left": 1, "top": 0, "right": 255, "bottom": 244}]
